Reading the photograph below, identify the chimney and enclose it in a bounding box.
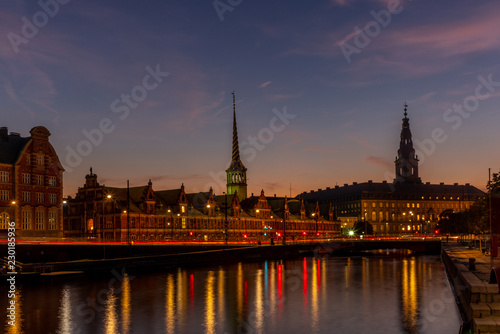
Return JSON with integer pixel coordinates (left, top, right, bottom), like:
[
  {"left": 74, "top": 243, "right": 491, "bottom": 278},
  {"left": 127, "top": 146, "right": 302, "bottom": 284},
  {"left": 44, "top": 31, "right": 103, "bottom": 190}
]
[
  {"left": 353, "top": 182, "right": 357, "bottom": 185},
  {"left": 440, "top": 182, "right": 444, "bottom": 185},
  {"left": 368, "top": 180, "right": 373, "bottom": 183},
  {"left": 0, "top": 127, "right": 7, "bottom": 140}
]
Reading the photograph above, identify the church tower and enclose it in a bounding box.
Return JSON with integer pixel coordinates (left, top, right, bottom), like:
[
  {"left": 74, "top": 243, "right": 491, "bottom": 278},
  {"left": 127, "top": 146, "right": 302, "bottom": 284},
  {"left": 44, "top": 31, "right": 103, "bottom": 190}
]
[
  {"left": 226, "top": 91, "right": 247, "bottom": 202},
  {"left": 394, "top": 104, "right": 421, "bottom": 184}
]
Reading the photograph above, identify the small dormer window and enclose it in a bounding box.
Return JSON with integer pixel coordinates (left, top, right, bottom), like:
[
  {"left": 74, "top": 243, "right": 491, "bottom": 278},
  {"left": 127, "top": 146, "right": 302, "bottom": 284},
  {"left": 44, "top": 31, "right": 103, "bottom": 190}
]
[{"left": 181, "top": 206, "right": 185, "bottom": 213}]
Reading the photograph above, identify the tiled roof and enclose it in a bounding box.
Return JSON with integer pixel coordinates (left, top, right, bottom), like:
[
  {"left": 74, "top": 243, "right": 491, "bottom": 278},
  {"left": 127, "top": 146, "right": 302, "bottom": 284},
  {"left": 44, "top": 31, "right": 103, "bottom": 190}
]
[{"left": 0, "top": 134, "right": 30, "bottom": 164}]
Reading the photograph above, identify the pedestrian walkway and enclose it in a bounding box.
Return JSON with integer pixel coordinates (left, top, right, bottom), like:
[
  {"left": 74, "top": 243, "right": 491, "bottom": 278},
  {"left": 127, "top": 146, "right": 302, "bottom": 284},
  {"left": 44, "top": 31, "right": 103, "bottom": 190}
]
[{"left": 443, "top": 242, "right": 500, "bottom": 334}]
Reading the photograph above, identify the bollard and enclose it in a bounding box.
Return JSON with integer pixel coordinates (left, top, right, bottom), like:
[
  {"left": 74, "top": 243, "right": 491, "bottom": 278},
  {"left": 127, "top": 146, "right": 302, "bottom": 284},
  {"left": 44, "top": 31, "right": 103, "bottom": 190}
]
[{"left": 469, "top": 258, "right": 476, "bottom": 271}]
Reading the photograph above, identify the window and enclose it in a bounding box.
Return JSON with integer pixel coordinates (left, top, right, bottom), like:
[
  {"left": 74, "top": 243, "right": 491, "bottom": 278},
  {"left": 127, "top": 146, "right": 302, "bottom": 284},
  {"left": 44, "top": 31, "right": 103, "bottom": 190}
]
[
  {"left": 379, "top": 211, "right": 383, "bottom": 221},
  {"left": 0, "top": 212, "right": 9, "bottom": 229},
  {"left": 48, "top": 176, "right": 56, "bottom": 186},
  {"left": 22, "top": 209, "right": 31, "bottom": 230},
  {"left": 36, "top": 193, "right": 44, "bottom": 203},
  {"left": 22, "top": 173, "right": 31, "bottom": 184},
  {"left": 407, "top": 203, "right": 410, "bottom": 208},
  {"left": 371, "top": 211, "right": 377, "bottom": 221},
  {"left": 36, "top": 155, "right": 44, "bottom": 166},
  {"left": 36, "top": 211, "right": 45, "bottom": 229},
  {"left": 36, "top": 175, "right": 44, "bottom": 185},
  {"left": 417, "top": 203, "right": 420, "bottom": 208},
  {"left": 0, "top": 171, "right": 9, "bottom": 182},
  {"left": 49, "top": 193, "right": 57, "bottom": 204},
  {"left": 49, "top": 211, "right": 57, "bottom": 230},
  {"left": 22, "top": 192, "right": 31, "bottom": 203},
  {"left": 0, "top": 190, "right": 9, "bottom": 201},
  {"left": 371, "top": 203, "right": 376, "bottom": 208}
]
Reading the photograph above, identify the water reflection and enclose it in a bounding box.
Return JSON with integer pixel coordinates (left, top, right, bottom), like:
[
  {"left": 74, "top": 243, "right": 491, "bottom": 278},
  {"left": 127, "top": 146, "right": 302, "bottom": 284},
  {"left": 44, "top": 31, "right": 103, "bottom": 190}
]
[
  {"left": 121, "top": 273, "right": 131, "bottom": 334},
  {"left": 57, "top": 286, "right": 72, "bottom": 334},
  {"left": 165, "top": 274, "right": 175, "bottom": 334},
  {"left": 204, "top": 271, "right": 216, "bottom": 334},
  {"left": 103, "top": 289, "right": 118, "bottom": 334},
  {"left": 5, "top": 253, "right": 460, "bottom": 334},
  {"left": 5, "top": 285, "right": 23, "bottom": 334},
  {"left": 401, "top": 258, "right": 419, "bottom": 333}
]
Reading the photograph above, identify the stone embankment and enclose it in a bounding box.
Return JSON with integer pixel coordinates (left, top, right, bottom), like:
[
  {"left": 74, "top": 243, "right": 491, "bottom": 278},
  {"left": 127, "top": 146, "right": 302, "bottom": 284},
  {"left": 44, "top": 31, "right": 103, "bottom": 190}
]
[{"left": 443, "top": 243, "right": 500, "bottom": 334}]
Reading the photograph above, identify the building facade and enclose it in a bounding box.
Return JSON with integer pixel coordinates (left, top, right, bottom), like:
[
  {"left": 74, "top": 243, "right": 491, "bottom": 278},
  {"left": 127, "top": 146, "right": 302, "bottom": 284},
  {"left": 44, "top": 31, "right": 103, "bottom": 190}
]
[
  {"left": 63, "top": 170, "right": 340, "bottom": 242},
  {"left": 63, "top": 95, "right": 340, "bottom": 242},
  {"left": 0, "top": 126, "right": 64, "bottom": 237},
  {"left": 299, "top": 107, "right": 485, "bottom": 235}
]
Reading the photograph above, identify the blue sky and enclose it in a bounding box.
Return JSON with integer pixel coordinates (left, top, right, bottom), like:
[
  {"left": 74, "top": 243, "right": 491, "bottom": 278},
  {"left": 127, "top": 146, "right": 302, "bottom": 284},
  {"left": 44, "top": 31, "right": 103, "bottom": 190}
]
[{"left": 1, "top": 0, "right": 499, "bottom": 197}]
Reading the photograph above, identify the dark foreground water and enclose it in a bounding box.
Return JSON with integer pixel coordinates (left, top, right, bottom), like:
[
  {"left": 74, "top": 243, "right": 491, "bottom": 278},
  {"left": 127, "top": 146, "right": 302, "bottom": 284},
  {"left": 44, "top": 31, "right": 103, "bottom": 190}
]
[{"left": 1, "top": 253, "right": 461, "bottom": 334}]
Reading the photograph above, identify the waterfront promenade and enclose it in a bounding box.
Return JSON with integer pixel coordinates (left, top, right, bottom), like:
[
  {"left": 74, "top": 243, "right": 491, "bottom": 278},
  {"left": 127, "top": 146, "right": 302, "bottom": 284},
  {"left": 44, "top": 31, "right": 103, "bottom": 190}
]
[{"left": 443, "top": 242, "right": 500, "bottom": 334}]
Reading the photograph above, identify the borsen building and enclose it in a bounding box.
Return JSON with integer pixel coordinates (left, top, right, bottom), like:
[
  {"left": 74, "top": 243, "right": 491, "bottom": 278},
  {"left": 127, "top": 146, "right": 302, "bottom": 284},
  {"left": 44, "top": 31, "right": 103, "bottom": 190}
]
[
  {"left": 63, "top": 93, "right": 340, "bottom": 242},
  {"left": 0, "top": 126, "right": 64, "bottom": 238},
  {"left": 299, "top": 106, "right": 485, "bottom": 235}
]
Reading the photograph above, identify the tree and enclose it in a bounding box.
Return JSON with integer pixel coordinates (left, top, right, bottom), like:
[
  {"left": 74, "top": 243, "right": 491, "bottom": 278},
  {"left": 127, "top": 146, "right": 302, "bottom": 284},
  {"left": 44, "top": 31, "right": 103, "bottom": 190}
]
[{"left": 353, "top": 220, "right": 373, "bottom": 235}]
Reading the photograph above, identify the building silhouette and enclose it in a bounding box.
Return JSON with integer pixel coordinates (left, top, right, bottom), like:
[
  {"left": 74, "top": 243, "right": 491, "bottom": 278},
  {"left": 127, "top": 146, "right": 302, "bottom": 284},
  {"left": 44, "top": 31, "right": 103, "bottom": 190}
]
[
  {"left": 299, "top": 105, "right": 485, "bottom": 235},
  {"left": 63, "top": 95, "right": 339, "bottom": 241}
]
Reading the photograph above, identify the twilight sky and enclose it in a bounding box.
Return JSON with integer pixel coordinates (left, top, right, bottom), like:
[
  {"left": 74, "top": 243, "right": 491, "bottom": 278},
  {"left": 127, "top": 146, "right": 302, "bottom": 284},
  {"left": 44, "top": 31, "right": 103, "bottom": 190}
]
[{"left": 1, "top": 0, "right": 499, "bottom": 198}]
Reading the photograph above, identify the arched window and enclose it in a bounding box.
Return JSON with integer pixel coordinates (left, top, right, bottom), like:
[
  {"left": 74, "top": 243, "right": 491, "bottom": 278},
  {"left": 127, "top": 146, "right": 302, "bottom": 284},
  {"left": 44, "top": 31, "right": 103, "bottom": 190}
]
[
  {"left": 0, "top": 212, "right": 9, "bottom": 229},
  {"left": 371, "top": 211, "right": 376, "bottom": 222}
]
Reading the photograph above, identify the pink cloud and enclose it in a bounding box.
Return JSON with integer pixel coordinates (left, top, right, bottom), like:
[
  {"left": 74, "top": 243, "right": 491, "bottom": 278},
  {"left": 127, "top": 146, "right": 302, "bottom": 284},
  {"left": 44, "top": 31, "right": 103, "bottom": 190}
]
[
  {"left": 365, "top": 156, "right": 392, "bottom": 169},
  {"left": 259, "top": 81, "right": 272, "bottom": 88}
]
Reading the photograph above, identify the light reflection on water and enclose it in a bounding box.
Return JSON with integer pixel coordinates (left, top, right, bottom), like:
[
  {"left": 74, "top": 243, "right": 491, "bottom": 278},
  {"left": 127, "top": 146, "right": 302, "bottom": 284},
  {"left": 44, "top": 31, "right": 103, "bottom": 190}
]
[{"left": 0, "top": 254, "right": 461, "bottom": 334}]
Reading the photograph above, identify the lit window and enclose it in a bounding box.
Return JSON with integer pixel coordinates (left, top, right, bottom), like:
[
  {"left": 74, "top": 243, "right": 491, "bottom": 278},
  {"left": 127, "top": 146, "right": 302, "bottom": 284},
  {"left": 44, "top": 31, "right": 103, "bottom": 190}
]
[
  {"left": 49, "top": 211, "right": 57, "bottom": 230},
  {"left": 0, "top": 212, "right": 9, "bottom": 229}
]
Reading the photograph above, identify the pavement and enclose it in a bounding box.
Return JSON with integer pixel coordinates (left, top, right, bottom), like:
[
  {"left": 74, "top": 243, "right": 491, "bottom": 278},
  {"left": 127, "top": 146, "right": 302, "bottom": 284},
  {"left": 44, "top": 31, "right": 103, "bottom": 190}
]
[
  {"left": 443, "top": 241, "right": 500, "bottom": 334},
  {"left": 444, "top": 241, "right": 498, "bottom": 282}
]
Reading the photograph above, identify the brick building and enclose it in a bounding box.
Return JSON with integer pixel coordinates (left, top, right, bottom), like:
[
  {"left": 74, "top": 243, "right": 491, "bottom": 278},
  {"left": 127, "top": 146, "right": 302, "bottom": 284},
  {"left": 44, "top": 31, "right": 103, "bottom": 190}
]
[{"left": 0, "top": 126, "right": 64, "bottom": 237}]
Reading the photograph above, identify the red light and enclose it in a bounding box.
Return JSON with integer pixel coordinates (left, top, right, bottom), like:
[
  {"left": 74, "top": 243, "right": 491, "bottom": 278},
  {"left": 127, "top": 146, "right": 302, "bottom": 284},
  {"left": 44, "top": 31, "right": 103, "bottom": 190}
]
[
  {"left": 277, "top": 233, "right": 281, "bottom": 237},
  {"left": 302, "top": 231, "right": 306, "bottom": 235},
  {"left": 434, "top": 230, "right": 439, "bottom": 234},
  {"left": 243, "top": 234, "right": 247, "bottom": 238},
  {"left": 189, "top": 231, "right": 193, "bottom": 236},
  {"left": 415, "top": 231, "right": 418, "bottom": 234},
  {"left": 316, "top": 232, "right": 320, "bottom": 236}
]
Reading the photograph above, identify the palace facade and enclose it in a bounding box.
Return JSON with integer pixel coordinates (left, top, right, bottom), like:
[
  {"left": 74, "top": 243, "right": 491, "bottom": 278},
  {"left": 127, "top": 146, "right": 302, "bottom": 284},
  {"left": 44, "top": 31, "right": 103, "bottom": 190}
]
[
  {"left": 0, "top": 126, "right": 64, "bottom": 237},
  {"left": 299, "top": 106, "right": 485, "bottom": 235}
]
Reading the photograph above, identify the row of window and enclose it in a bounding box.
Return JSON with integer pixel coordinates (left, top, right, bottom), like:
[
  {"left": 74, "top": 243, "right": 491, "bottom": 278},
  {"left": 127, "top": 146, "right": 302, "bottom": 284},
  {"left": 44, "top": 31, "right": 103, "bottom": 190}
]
[
  {"left": 0, "top": 172, "right": 57, "bottom": 186},
  {"left": 0, "top": 210, "right": 58, "bottom": 230},
  {"left": 0, "top": 190, "right": 58, "bottom": 204}
]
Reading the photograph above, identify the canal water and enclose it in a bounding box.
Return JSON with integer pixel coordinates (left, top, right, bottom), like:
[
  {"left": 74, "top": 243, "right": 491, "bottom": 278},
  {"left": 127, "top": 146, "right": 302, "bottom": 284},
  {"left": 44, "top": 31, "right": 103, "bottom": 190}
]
[{"left": 1, "top": 253, "right": 461, "bottom": 334}]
